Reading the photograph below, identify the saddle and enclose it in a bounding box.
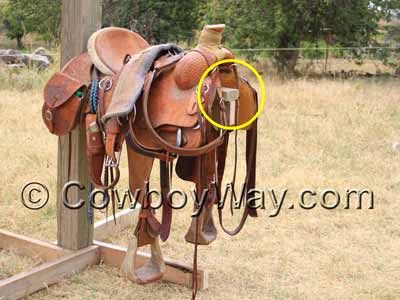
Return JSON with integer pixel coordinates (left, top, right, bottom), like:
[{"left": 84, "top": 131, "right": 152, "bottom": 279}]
[{"left": 42, "top": 25, "right": 259, "bottom": 298}]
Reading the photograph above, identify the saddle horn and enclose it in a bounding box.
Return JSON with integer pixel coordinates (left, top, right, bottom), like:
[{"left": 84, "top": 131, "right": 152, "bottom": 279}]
[{"left": 174, "top": 24, "right": 232, "bottom": 90}]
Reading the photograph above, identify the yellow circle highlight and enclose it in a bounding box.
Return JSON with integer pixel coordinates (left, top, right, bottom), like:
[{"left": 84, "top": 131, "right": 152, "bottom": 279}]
[{"left": 196, "top": 58, "right": 265, "bottom": 131}]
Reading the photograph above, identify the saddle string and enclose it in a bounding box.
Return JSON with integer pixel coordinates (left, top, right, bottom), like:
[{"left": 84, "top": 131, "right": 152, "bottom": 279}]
[
  {"left": 217, "top": 122, "right": 257, "bottom": 236},
  {"left": 104, "top": 165, "right": 109, "bottom": 222},
  {"left": 160, "top": 158, "right": 172, "bottom": 241},
  {"left": 192, "top": 155, "right": 205, "bottom": 300},
  {"left": 230, "top": 130, "right": 238, "bottom": 216},
  {"left": 192, "top": 100, "right": 210, "bottom": 300},
  {"left": 192, "top": 211, "right": 199, "bottom": 300},
  {"left": 110, "top": 167, "right": 117, "bottom": 224}
]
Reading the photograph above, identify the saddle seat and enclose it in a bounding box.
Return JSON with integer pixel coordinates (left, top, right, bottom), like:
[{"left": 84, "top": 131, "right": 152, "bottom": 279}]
[{"left": 88, "top": 27, "right": 150, "bottom": 76}]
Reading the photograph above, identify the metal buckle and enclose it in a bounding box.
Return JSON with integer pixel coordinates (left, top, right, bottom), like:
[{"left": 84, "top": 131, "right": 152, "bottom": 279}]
[
  {"left": 193, "top": 122, "right": 201, "bottom": 130},
  {"left": 105, "top": 150, "right": 122, "bottom": 168},
  {"left": 99, "top": 78, "right": 113, "bottom": 91},
  {"left": 176, "top": 128, "right": 182, "bottom": 147},
  {"left": 45, "top": 110, "right": 53, "bottom": 121}
]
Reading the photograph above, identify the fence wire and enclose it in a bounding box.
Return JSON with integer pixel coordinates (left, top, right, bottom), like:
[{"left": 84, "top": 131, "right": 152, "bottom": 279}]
[{"left": 231, "top": 46, "right": 400, "bottom": 78}]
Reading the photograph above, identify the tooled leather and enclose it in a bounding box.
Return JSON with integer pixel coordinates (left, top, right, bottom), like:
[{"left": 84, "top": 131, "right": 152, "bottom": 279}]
[
  {"left": 173, "top": 51, "right": 210, "bottom": 90},
  {"left": 147, "top": 68, "right": 199, "bottom": 128}
]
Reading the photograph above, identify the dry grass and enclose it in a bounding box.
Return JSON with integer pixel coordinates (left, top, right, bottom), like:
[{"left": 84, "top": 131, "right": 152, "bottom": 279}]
[
  {"left": 253, "top": 57, "right": 398, "bottom": 78},
  {"left": 0, "top": 72, "right": 399, "bottom": 299}
]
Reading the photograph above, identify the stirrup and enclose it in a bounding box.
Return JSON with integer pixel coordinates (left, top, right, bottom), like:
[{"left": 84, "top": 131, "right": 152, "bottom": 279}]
[
  {"left": 121, "top": 236, "right": 166, "bottom": 285},
  {"left": 185, "top": 204, "right": 217, "bottom": 245}
]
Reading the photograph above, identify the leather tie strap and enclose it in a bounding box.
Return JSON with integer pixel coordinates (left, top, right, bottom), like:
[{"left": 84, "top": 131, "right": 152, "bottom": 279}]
[
  {"left": 217, "top": 120, "right": 258, "bottom": 236},
  {"left": 160, "top": 160, "right": 172, "bottom": 241}
]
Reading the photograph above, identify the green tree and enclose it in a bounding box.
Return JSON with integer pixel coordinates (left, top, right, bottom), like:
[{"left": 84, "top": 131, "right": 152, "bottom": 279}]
[
  {"left": 0, "top": 1, "right": 27, "bottom": 48},
  {"left": 102, "top": 0, "right": 201, "bottom": 44},
  {"left": 28, "top": 0, "right": 61, "bottom": 46},
  {"left": 203, "top": 0, "right": 399, "bottom": 76},
  {"left": 0, "top": 0, "right": 61, "bottom": 48}
]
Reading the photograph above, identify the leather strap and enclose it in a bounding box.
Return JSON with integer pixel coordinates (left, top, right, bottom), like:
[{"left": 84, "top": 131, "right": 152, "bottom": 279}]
[
  {"left": 217, "top": 120, "right": 258, "bottom": 235},
  {"left": 105, "top": 117, "right": 124, "bottom": 161},
  {"left": 160, "top": 160, "right": 172, "bottom": 241},
  {"left": 85, "top": 113, "right": 121, "bottom": 190},
  {"left": 123, "top": 111, "right": 176, "bottom": 161}
]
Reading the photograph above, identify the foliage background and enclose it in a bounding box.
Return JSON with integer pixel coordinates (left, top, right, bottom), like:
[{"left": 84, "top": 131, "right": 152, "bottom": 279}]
[{"left": 0, "top": 0, "right": 398, "bottom": 75}]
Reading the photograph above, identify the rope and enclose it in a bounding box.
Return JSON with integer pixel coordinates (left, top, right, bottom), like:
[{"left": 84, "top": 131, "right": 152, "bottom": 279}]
[{"left": 89, "top": 69, "right": 99, "bottom": 113}]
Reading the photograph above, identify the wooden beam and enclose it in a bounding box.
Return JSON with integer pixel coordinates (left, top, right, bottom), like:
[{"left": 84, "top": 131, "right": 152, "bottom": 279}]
[
  {"left": 94, "top": 208, "right": 140, "bottom": 241},
  {"left": 0, "top": 229, "right": 67, "bottom": 261},
  {"left": 57, "top": 0, "right": 102, "bottom": 250},
  {"left": 0, "top": 246, "right": 100, "bottom": 300},
  {"left": 95, "top": 241, "right": 208, "bottom": 290}
]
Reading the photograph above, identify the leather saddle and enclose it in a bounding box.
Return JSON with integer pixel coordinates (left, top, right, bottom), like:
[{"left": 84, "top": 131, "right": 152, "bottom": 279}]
[{"left": 42, "top": 24, "right": 259, "bottom": 298}]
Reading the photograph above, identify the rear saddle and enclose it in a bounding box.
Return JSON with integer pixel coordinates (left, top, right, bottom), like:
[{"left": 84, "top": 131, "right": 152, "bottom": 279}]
[{"left": 42, "top": 25, "right": 259, "bottom": 298}]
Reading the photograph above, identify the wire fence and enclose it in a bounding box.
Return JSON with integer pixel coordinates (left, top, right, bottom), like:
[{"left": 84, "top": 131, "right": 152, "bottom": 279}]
[{"left": 232, "top": 46, "right": 400, "bottom": 78}]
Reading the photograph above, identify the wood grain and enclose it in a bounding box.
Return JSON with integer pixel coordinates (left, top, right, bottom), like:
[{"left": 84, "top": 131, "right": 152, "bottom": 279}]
[
  {"left": 57, "top": 0, "right": 102, "bottom": 250},
  {"left": 0, "top": 229, "right": 67, "bottom": 261},
  {"left": 0, "top": 246, "right": 99, "bottom": 300}
]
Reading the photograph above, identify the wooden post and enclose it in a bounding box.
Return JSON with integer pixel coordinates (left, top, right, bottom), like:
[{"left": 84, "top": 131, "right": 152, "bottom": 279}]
[{"left": 57, "top": 0, "right": 102, "bottom": 250}]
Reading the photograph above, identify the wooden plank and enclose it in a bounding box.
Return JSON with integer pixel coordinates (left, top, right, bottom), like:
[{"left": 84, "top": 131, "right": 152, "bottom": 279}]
[
  {"left": 57, "top": 0, "right": 102, "bottom": 250},
  {"left": 0, "top": 229, "right": 67, "bottom": 261},
  {"left": 95, "top": 241, "right": 208, "bottom": 290},
  {"left": 0, "top": 246, "right": 100, "bottom": 300},
  {"left": 94, "top": 208, "right": 140, "bottom": 241}
]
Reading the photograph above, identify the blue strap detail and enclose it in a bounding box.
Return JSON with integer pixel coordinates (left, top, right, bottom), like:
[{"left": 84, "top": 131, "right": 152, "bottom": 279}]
[{"left": 89, "top": 78, "right": 99, "bottom": 114}]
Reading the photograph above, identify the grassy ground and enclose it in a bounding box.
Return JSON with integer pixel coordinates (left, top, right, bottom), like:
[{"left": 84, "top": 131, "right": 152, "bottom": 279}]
[{"left": 0, "top": 71, "right": 399, "bottom": 299}]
